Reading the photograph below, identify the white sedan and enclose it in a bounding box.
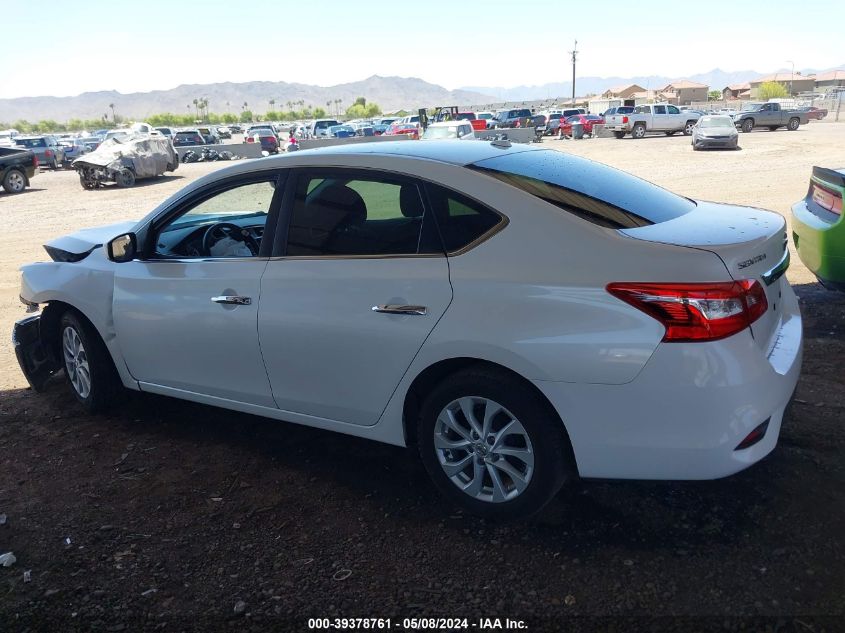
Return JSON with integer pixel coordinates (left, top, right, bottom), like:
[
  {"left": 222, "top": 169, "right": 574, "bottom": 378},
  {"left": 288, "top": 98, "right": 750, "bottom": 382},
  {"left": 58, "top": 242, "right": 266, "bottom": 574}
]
[{"left": 14, "top": 141, "right": 802, "bottom": 519}]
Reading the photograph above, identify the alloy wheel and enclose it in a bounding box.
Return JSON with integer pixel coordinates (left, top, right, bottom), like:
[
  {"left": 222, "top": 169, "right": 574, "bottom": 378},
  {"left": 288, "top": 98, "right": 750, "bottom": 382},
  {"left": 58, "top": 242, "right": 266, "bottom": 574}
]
[
  {"left": 6, "top": 172, "right": 24, "bottom": 192},
  {"left": 433, "top": 397, "right": 534, "bottom": 503},
  {"left": 62, "top": 326, "right": 91, "bottom": 398}
]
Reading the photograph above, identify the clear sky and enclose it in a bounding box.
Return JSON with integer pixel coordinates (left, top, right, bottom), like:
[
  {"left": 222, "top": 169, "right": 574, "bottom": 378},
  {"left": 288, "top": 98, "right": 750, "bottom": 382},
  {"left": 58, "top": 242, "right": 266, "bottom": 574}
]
[{"left": 3, "top": 0, "right": 843, "bottom": 99}]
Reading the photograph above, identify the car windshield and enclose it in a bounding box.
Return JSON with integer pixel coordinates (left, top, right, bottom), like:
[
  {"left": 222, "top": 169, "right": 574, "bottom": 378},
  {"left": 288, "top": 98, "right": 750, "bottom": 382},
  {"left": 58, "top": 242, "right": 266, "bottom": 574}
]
[
  {"left": 423, "top": 126, "right": 460, "bottom": 139},
  {"left": 314, "top": 121, "right": 339, "bottom": 130},
  {"left": 15, "top": 138, "right": 47, "bottom": 148},
  {"left": 699, "top": 117, "right": 734, "bottom": 128},
  {"left": 470, "top": 150, "right": 695, "bottom": 228}
]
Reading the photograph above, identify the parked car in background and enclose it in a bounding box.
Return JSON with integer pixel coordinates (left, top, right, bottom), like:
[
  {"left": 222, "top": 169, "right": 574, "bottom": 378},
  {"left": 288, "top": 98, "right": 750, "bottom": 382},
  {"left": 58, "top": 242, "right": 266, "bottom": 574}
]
[
  {"left": 328, "top": 125, "right": 357, "bottom": 138},
  {"left": 798, "top": 106, "right": 828, "bottom": 121},
  {"left": 217, "top": 126, "right": 232, "bottom": 139},
  {"left": 245, "top": 127, "right": 279, "bottom": 153},
  {"left": 58, "top": 138, "right": 90, "bottom": 164},
  {"left": 154, "top": 127, "right": 176, "bottom": 140},
  {"left": 691, "top": 115, "right": 739, "bottom": 151},
  {"left": 310, "top": 119, "right": 341, "bottom": 138},
  {"left": 14, "top": 136, "right": 64, "bottom": 169},
  {"left": 383, "top": 122, "right": 420, "bottom": 139},
  {"left": 372, "top": 124, "right": 390, "bottom": 135},
  {"left": 79, "top": 137, "right": 103, "bottom": 152},
  {"left": 731, "top": 102, "right": 808, "bottom": 132},
  {"left": 493, "top": 108, "right": 533, "bottom": 128},
  {"left": 421, "top": 121, "right": 476, "bottom": 140},
  {"left": 197, "top": 126, "right": 220, "bottom": 144},
  {"left": 13, "top": 141, "right": 802, "bottom": 520},
  {"left": 476, "top": 112, "right": 495, "bottom": 128},
  {"left": 0, "top": 146, "right": 37, "bottom": 193},
  {"left": 605, "top": 104, "right": 701, "bottom": 139},
  {"left": 103, "top": 129, "right": 133, "bottom": 142},
  {"left": 559, "top": 114, "right": 604, "bottom": 137},
  {"left": 538, "top": 112, "right": 564, "bottom": 135},
  {"left": 791, "top": 166, "right": 845, "bottom": 290},
  {"left": 229, "top": 124, "right": 244, "bottom": 134},
  {"left": 173, "top": 131, "right": 206, "bottom": 147}
]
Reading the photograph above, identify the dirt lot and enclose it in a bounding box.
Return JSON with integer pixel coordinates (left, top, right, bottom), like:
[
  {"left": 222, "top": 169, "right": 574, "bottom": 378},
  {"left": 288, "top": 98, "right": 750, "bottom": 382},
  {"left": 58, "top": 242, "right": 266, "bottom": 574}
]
[{"left": 1, "top": 123, "right": 844, "bottom": 632}]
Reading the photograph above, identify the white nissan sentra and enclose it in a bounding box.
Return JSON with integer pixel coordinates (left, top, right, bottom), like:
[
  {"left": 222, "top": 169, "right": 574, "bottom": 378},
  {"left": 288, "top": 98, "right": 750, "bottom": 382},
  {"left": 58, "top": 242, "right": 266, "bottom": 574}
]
[{"left": 14, "top": 141, "right": 802, "bottom": 519}]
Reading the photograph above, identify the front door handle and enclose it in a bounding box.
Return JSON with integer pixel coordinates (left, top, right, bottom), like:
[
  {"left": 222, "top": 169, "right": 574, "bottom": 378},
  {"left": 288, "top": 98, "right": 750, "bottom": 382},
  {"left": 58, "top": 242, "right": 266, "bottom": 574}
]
[
  {"left": 211, "top": 295, "right": 252, "bottom": 306},
  {"left": 372, "top": 304, "right": 427, "bottom": 316}
]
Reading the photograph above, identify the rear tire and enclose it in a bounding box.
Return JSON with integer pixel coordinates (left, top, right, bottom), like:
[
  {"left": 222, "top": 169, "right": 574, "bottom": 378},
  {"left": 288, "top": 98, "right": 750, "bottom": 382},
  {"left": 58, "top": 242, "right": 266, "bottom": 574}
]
[
  {"left": 631, "top": 123, "right": 646, "bottom": 139},
  {"left": 417, "top": 367, "right": 571, "bottom": 520},
  {"left": 741, "top": 118, "right": 754, "bottom": 133},
  {"left": 2, "top": 169, "right": 26, "bottom": 193},
  {"left": 683, "top": 121, "right": 696, "bottom": 135},
  {"left": 787, "top": 117, "right": 800, "bottom": 131},
  {"left": 59, "top": 311, "right": 122, "bottom": 413}
]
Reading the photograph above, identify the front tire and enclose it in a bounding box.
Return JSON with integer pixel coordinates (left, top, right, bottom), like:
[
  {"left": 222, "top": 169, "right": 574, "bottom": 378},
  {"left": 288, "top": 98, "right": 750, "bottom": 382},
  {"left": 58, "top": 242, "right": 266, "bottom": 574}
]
[
  {"left": 59, "top": 312, "right": 122, "bottom": 413},
  {"left": 418, "top": 367, "right": 571, "bottom": 520}
]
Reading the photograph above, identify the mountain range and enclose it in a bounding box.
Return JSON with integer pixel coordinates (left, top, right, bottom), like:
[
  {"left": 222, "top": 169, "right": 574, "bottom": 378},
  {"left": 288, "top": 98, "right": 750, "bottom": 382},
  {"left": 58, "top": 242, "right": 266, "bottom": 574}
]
[
  {"left": 2, "top": 65, "right": 842, "bottom": 123},
  {"left": 0, "top": 76, "right": 495, "bottom": 123}
]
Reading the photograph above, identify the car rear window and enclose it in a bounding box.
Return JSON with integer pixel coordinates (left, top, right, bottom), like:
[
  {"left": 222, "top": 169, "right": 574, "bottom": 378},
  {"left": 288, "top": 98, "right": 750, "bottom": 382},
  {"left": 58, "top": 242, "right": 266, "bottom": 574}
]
[
  {"left": 16, "top": 138, "right": 47, "bottom": 148},
  {"left": 470, "top": 150, "right": 695, "bottom": 229}
]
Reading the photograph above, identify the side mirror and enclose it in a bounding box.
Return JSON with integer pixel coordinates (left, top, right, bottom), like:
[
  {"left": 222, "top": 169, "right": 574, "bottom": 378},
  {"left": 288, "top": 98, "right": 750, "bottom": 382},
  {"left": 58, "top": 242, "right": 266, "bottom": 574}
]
[{"left": 107, "top": 233, "right": 137, "bottom": 263}]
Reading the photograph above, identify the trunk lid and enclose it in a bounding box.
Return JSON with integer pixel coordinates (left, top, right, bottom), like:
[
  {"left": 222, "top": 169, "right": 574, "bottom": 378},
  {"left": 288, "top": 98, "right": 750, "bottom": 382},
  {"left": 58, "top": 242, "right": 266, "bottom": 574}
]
[{"left": 621, "top": 201, "right": 789, "bottom": 353}]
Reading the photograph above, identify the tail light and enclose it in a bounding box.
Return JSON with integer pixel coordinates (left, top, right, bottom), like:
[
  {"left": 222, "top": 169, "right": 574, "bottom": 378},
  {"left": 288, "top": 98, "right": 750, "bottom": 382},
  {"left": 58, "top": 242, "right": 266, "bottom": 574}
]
[
  {"left": 246, "top": 137, "right": 253, "bottom": 143},
  {"left": 606, "top": 280, "right": 768, "bottom": 342},
  {"left": 810, "top": 181, "right": 842, "bottom": 216},
  {"left": 45, "top": 149, "right": 53, "bottom": 158},
  {"left": 622, "top": 116, "right": 629, "bottom": 124},
  {"left": 33, "top": 155, "right": 39, "bottom": 167}
]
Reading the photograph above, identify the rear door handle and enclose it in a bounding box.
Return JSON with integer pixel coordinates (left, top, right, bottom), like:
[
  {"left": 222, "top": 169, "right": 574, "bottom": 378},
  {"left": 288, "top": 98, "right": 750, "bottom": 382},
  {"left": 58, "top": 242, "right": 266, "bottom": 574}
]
[
  {"left": 372, "top": 304, "right": 427, "bottom": 316},
  {"left": 211, "top": 295, "right": 252, "bottom": 306}
]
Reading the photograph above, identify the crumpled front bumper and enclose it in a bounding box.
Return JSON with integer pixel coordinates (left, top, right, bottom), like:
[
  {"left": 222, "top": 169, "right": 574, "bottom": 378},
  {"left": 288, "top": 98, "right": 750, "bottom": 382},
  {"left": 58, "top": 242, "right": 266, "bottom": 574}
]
[{"left": 12, "top": 314, "right": 60, "bottom": 391}]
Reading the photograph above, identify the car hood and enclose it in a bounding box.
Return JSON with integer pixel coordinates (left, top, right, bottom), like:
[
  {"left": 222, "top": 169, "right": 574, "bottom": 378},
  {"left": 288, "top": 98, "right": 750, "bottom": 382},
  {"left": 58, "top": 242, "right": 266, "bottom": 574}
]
[{"left": 46, "top": 220, "right": 138, "bottom": 256}]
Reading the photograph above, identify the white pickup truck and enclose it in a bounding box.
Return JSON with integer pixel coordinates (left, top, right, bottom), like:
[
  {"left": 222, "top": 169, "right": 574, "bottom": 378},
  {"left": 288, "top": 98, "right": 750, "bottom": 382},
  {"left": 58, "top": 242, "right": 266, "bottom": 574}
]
[{"left": 604, "top": 103, "right": 702, "bottom": 139}]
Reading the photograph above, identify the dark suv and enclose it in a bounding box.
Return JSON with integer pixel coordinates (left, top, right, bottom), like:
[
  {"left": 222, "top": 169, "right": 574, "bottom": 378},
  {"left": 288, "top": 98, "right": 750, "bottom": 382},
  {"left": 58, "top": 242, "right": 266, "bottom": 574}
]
[{"left": 493, "top": 108, "right": 533, "bottom": 128}]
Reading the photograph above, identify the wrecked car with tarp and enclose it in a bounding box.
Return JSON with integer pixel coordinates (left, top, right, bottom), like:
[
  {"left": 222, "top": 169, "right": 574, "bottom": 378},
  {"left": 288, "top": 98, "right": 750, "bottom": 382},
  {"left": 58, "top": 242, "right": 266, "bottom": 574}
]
[{"left": 73, "top": 134, "right": 178, "bottom": 189}]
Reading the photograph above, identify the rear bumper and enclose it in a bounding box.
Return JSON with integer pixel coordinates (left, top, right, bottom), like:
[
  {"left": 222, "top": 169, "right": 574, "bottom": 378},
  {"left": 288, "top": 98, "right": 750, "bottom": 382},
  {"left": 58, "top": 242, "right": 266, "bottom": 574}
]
[
  {"left": 12, "top": 314, "right": 60, "bottom": 391},
  {"left": 534, "top": 283, "right": 803, "bottom": 480},
  {"left": 791, "top": 200, "right": 845, "bottom": 284}
]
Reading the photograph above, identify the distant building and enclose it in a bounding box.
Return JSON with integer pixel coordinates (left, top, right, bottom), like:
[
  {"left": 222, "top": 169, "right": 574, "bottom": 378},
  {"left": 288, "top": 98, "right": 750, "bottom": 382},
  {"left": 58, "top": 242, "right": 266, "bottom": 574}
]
[
  {"left": 749, "top": 72, "right": 815, "bottom": 97},
  {"left": 722, "top": 82, "right": 752, "bottom": 100},
  {"left": 601, "top": 84, "right": 645, "bottom": 100},
  {"left": 661, "top": 80, "right": 709, "bottom": 105},
  {"left": 814, "top": 69, "right": 845, "bottom": 90}
]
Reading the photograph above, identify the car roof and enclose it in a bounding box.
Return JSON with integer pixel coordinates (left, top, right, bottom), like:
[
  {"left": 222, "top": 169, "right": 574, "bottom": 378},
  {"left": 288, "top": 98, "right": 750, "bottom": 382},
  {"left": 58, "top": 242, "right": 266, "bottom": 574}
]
[{"left": 271, "top": 139, "right": 538, "bottom": 166}]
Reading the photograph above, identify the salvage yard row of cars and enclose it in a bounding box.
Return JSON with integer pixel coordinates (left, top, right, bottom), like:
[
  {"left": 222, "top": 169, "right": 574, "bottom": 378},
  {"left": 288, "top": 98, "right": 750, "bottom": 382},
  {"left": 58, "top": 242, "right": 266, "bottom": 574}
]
[{"left": 13, "top": 140, "right": 810, "bottom": 519}]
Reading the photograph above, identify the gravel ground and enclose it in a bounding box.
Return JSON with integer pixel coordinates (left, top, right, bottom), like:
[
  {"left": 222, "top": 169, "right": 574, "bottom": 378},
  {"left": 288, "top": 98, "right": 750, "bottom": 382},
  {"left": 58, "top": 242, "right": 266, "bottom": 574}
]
[{"left": 1, "top": 123, "right": 844, "bottom": 632}]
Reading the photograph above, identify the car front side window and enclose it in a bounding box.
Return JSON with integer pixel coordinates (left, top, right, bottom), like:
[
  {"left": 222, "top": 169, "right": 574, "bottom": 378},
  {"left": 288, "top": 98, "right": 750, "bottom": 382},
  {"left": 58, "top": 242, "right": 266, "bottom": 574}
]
[{"left": 153, "top": 178, "right": 280, "bottom": 259}]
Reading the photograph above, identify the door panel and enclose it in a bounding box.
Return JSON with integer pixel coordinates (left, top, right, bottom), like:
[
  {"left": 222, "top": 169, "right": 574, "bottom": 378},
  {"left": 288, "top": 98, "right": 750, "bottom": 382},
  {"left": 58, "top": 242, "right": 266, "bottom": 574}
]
[
  {"left": 259, "top": 258, "right": 452, "bottom": 425},
  {"left": 114, "top": 260, "right": 275, "bottom": 407}
]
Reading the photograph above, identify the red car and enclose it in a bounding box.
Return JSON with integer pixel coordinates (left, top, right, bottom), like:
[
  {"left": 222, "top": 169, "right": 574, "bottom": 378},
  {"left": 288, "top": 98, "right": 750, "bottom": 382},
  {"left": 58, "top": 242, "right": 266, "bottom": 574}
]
[
  {"left": 559, "top": 114, "right": 604, "bottom": 137},
  {"left": 383, "top": 122, "right": 420, "bottom": 139},
  {"left": 802, "top": 107, "right": 828, "bottom": 121}
]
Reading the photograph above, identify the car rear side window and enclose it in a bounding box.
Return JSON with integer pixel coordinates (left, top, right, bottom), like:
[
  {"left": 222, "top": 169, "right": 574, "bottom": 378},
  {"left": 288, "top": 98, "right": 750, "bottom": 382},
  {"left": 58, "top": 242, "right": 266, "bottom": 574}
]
[
  {"left": 470, "top": 150, "right": 695, "bottom": 228},
  {"left": 424, "top": 184, "right": 504, "bottom": 253},
  {"left": 285, "top": 172, "right": 441, "bottom": 257}
]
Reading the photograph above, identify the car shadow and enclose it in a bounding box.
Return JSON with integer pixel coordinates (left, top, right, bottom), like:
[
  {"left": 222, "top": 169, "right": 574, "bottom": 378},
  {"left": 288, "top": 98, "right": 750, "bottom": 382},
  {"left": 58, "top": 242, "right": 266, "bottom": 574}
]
[{"left": 82, "top": 174, "right": 185, "bottom": 191}]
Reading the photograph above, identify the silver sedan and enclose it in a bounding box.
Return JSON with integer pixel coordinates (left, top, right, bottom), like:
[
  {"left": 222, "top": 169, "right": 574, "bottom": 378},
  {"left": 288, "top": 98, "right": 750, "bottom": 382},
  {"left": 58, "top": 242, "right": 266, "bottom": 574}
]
[{"left": 692, "top": 115, "right": 739, "bottom": 151}]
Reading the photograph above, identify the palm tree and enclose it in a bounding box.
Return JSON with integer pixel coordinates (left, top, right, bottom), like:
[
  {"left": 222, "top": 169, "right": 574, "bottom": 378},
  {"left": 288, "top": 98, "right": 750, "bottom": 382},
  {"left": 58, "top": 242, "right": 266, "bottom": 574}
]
[
  {"left": 326, "top": 100, "right": 331, "bottom": 114},
  {"left": 226, "top": 100, "right": 231, "bottom": 113},
  {"left": 334, "top": 99, "right": 342, "bottom": 116},
  {"left": 108, "top": 103, "right": 116, "bottom": 123},
  {"left": 286, "top": 100, "right": 293, "bottom": 111},
  {"left": 242, "top": 101, "right": 248, "bottom": 112},
  {"left": 269, "top": 99, "right": 276, "bottom": 114}
]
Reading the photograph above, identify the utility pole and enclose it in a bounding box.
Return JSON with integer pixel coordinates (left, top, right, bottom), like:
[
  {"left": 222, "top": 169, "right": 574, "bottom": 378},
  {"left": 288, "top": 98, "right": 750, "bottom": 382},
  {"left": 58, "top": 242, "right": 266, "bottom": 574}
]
[
  {"left": 569, "top": 40, "right": 578, "bottom": 106},
  {"left": 787, "top": 60, "right": 794, "bottom": 95}
]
